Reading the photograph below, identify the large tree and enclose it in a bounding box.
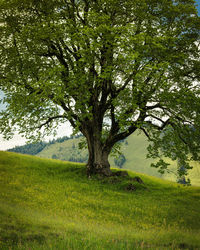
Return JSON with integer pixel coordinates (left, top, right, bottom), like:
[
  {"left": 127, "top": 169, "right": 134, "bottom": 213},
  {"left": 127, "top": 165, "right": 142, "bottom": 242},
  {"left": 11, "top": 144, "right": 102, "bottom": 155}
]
[{"left": 0, "top": 0, "right": 200, "bottom": 176}]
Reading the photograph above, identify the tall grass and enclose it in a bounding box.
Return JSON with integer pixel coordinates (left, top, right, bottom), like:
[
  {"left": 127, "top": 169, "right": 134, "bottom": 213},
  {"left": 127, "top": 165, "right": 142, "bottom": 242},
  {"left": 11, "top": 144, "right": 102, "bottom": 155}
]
[{"left": 0, "top": 151, "right": 200, "bottom": 249}]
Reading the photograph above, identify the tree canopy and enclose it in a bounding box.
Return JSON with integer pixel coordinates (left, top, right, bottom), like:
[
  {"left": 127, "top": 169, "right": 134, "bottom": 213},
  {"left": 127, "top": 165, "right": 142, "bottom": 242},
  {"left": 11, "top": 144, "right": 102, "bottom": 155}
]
[{"left": 0, "top": 0, "right": 200, "bottom": 176}]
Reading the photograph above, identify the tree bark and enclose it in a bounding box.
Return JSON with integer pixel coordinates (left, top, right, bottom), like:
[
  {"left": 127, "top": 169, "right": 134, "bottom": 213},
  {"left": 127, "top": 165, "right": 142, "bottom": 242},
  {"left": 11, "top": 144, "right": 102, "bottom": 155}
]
[
  {"left": 83, "top": 126, "right": 113, "bottom": 177},
  {"left": 87, "top": 148, "right": 112, "bottom": 177}
]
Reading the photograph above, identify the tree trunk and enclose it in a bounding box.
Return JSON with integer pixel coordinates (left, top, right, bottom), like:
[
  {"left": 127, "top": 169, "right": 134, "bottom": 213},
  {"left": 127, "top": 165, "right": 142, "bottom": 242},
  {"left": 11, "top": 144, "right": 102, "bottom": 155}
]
[
  {"left": 84, "top": 128, "right": 113, "bottom": 177},
  {"left": 87, "top": 147, "right": 112, "bottom": 177}
]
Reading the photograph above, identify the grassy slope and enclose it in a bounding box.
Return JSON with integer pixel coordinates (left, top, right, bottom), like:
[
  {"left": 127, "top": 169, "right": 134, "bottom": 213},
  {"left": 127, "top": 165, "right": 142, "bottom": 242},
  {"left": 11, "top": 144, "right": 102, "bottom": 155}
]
[
  {"left": 111, "top": 132, "right": 160, "bottom": 177},
  {"left": 161, "top": 159, "right": 200, "bottom": 186},
  {"left": 120, "top": 133, "right": 200, "bottom": 186},
  {"left": 0, "top": 151, "right": 200, "bottom": 249},
  {"left": 37, "top": 133, "right": 200, "bottom": 186}
]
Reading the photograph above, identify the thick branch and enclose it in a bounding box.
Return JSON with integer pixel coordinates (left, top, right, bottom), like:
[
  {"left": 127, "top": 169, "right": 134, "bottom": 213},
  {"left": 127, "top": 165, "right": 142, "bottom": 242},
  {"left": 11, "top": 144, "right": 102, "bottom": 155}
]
[
  {"left": 146, "top": 103, "right": 162, "bottom": 110},
  {"left": 105, "top": 108, "right": 147, "bottom": 150},
  {"left": 145, "top": 118, "right": 170, "bottom": 131},
  {"left": 38, "top": 115, "right": 65, "bottom": 129},
  {"left": 105, "top": 124, "right": 138, "bottom": 150}
]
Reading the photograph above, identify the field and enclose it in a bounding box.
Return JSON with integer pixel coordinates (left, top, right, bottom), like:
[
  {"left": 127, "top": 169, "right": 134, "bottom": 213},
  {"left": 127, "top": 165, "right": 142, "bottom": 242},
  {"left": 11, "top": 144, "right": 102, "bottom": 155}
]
[{"left": 0, "top": 151, "right": 200, "bottom": 249}]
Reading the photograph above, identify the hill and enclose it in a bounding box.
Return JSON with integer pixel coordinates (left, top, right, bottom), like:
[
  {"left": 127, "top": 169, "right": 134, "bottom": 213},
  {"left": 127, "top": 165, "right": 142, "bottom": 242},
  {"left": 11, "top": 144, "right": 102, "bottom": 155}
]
[
  {"left": 7, "top": 136, "right": 74, "bottom": 156},
  {"left": 0, "top": 151, "right": 200, "bottom": 249},
  {"left": 36, "top": 133, "right": 159, "bottom": 175},
  {"left": 36, "top": 133, "right": 200, "bottom": 186},
  {"left": 36, "top": 135, "right": 88, "bottom": 163}
]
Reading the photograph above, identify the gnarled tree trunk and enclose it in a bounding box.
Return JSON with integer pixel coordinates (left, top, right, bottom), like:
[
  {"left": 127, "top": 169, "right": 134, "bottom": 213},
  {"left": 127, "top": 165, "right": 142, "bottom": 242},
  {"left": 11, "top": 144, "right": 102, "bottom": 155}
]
[
  {"left": 87, "top": 145, "right": 112, "bottom": 176},
  {"left": 83, "top": 125, "right": 113, "bottom": 177}
]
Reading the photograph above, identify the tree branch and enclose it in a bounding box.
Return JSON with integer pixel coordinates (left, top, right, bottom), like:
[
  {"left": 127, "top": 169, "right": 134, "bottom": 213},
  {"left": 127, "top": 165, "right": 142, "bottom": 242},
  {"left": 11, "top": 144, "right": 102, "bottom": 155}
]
[
  {"left": 145, "top": 118, "right": 170, "bottom": 131},
  {"left": 140, "top": 127, "right": 151, "bottom": 139},
  {"left": 38, "top": 115, "right": 65, "bottom": 129},
  {"left": 146, "top": 103, "right": 162, "bottom": 110}
]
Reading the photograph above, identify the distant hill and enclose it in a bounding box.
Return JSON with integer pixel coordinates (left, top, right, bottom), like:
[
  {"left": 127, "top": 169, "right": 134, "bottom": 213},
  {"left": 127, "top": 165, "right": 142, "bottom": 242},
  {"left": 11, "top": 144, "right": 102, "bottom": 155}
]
[
  {"left": 37, "top": 136, "right": 88, "bottom": 163},
  {"left": 29, "top": 132, "right": 158, "bottom": 176},
  {"left": 7, "top": 135, "right": 75, "bottom": 156}
]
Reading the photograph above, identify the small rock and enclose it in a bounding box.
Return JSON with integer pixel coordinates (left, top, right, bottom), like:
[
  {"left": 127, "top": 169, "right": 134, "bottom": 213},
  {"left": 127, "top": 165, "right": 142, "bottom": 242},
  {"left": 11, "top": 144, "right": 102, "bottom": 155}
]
[
  {"left": 126, "top": 183, "right": 136, "bottom": 191},
  {"left": 114, "top": 171, "right": 129, "bottom": 177},
  {"left": 178, "top": 243, "right": 189, "bottom": 249},
  {"left": 132, "top": 176, "right": 144, "bottom": 184}
]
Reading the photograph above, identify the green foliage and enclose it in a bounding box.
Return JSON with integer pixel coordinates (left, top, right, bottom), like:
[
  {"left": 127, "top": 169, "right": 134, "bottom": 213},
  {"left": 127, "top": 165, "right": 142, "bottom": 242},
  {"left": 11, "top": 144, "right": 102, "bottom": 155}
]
[
  {"left": 114, "top": 154, "right": 126, "bottom": 168},
  {"left": 0, "top": 151, "right": 200, "bottom": 249},
  {"left": 8, "top": 141, "right": 48, "bottom": 155},
  {"left": 52, "top": 154, "right": 58, "bottom": 159},
  {"left": 147, "top": 125, "right": 200, "bottom": 179},
  {"left": 0, "top": 0, "right": 200, "bottom": 175}
]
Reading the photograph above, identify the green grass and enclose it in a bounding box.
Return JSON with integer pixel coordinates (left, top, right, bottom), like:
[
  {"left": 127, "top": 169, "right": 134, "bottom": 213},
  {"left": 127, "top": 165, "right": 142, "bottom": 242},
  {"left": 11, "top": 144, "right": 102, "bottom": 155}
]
[
  {"left": 119, "top": 133, "right": 200, "bottom": 186},
  {"left": 161, "top": 159, "right": 200, "bottom": 186},
  {"left": 1, "top": 151, "right": 200, "bottom": 249},
  {"left": 110, "top": 132, "right": 160, "bottom": 177},
  {"left": 37, "top": 137, "right": 88, "bottom": 162}
]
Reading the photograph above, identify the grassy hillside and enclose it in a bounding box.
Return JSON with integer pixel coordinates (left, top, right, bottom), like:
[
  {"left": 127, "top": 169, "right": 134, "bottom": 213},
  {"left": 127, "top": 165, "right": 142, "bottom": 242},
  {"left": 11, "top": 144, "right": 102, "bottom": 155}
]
[
  {"left": 37, "top": 137, "right": 88, "bottom": 162},
  {"left": 160, "top": 159, "right": 200, "bottom": 186},
  {"left": 37, "top": 133, "right": 200, "bottom": 186},
  {"left": 118, "top": 133, "right": 200, "bottom": 186},
  {"left": 109, "top": 132, "right": 160, "bottom": 177},
  {"left": 0, "top": 151, "right": 200, "bottom": 249}
]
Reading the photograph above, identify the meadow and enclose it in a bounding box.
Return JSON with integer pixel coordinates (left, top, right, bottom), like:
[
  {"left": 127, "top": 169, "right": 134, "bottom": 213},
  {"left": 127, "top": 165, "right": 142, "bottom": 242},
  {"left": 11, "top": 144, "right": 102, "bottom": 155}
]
[{"left": 0, "top": 151, "right": 200, "bottom": 249}]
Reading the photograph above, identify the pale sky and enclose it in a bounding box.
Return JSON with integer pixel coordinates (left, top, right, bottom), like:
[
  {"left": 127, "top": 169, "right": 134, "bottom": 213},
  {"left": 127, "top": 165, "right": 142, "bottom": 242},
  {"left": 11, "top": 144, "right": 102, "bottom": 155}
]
[{"left": 0, "top": 123, "right": 72, "bottom": 151}]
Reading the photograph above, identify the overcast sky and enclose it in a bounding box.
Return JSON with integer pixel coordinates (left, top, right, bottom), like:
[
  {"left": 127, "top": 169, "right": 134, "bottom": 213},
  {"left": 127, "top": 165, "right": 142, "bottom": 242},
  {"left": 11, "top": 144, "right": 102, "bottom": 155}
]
[
  {"left": 0, "top": 1, "right": 200, "bottom": 150},
  {"left": 0, "top": 124, "right": 72, "bottom": 150}
]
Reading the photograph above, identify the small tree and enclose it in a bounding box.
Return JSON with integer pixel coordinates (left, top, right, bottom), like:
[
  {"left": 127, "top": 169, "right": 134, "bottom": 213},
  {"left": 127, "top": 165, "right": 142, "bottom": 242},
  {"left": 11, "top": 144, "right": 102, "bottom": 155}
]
[
  {"left": 114, "top": 154, "right": 126, "bottom": 169},
  {"left": 176, "top": 160, "right": 191, "bottom": 185},
  {"left": 0, "top": 0, "right": 200, "bottom": 176},
  {"left": 52, "top": 154, "right": 58, "bottom": 159}
]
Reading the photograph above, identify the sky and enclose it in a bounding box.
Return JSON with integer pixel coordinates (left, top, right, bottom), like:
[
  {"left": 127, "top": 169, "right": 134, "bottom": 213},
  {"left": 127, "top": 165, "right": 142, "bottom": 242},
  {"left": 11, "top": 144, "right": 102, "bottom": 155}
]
[
  {"left": 197, "top": 0, "right": 200, "bottom": 15},
  {"left": 0, "top": 124, "right": 72, "bottom": 150},
  {"left": 0, "top": 1, "right": 200, "bottom": 150}
]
